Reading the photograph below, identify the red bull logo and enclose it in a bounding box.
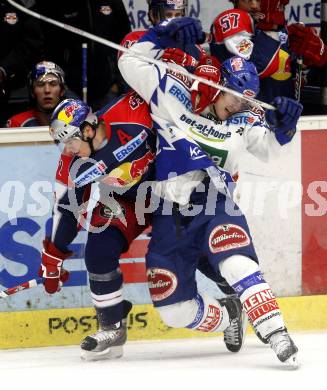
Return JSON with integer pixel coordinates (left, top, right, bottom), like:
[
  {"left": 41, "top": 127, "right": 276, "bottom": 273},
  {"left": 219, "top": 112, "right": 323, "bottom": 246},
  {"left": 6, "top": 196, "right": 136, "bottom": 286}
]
[
  {"left": 64, "top": 103, "right": 81, "bottom": 121},
  {"left": 237, "top": 39, "right": 253, "bottom": 56},
  {"left": 100, "top": 6, "right": 112, "bottom": 15},
  {"left": 4, "top": 13, "right": 18, "bottom": 25},
  {"left": 103, "top": 148, "right": 155, "bottom": 188},
  {"left": 130, "top": 149, "right": 155, "bottom": 179}
]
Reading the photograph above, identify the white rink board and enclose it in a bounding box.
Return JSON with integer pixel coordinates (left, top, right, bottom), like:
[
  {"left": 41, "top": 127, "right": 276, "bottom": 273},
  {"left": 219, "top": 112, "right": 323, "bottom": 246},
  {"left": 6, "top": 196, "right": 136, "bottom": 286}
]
[
  {"left": 0, "top": 116, "right": 326, "bottom": 311},
  {"left": 236, "top": 132, "right": 302, "bottom": 296}
]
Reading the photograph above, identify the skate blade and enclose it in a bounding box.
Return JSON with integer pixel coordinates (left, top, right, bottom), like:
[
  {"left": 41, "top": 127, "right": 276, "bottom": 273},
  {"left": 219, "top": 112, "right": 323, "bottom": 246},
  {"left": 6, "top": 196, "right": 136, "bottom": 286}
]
[
  {"left": 282, "top": 353, "right": 299, "bottom": 370},
  {"left": 81, "top": 346, "right": 123, "bottom": 361}
]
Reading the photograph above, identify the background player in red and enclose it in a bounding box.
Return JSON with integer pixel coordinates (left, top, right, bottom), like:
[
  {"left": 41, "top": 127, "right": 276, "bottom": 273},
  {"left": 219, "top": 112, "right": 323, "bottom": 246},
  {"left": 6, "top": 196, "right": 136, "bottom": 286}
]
[
  {"left": 7, "top": 61, "right": 66, "bottom": 127},
  {"left": 210, "top": 0, "right": 295, "bottom": 103},
  {"left": 288, "top": 23, "right": 327, "bottom": 68}
]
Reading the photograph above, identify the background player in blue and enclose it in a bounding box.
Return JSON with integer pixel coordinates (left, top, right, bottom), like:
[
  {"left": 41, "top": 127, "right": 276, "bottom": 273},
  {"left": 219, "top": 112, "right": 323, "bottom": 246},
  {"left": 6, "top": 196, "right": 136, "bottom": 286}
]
[
  {"left": 39, "top": 94, "right": 155, "bottom": 361},
  {"left": 119, "top": 17, "right": 302, "bottom": 367}
]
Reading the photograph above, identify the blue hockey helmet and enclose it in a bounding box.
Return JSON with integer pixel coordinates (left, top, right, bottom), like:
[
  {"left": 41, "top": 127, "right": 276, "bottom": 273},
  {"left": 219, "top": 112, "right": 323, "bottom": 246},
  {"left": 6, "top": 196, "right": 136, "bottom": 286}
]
[
  {"left": 28, "top": 61, "right": 65, "bottom": 92},
  {"left": 147, "top": 0, "right": 188, "bottom": 23},
  {"left": 49, "top": 99, "right": 97, "bottom": 143},
  {"left": 221, "top": 56, "right": 259, "bottom": 98}
]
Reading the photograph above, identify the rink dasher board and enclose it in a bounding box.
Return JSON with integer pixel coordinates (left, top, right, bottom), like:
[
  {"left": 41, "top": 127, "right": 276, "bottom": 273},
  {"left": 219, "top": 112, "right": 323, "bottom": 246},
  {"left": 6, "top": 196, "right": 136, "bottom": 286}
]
[
  {"left": 1, "top": 116, "right": 327, "bottom": 312},
  {"left": 0, "top": 295, "right": 326, "bottom": 349}
]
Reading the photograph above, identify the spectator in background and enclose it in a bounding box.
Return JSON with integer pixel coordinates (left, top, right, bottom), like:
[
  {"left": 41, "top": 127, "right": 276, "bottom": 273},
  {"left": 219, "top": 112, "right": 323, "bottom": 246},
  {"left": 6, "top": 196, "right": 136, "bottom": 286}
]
[
  {"left": 0, "top": 0, "right": 44, "bottom": 126},
  {"left": 7, "top": 61, "right": 66, "bottom": 127},
  {"left": 35, "top": 0, "right": 131, "bottom": 109}
]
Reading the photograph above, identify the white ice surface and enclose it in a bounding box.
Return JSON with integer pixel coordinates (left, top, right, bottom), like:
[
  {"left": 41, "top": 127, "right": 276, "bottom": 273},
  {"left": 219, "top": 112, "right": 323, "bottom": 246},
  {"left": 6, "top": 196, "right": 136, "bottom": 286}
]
[{"left": 0, "top": 331, "right": 326, "bottom": 390}]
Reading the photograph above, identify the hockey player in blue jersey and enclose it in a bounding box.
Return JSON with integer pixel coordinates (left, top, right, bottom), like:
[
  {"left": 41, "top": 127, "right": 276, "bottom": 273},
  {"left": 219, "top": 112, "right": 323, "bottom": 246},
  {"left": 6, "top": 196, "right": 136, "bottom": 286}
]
[{"left": 119, "top": 16, "right": 302, "bottom": 367}]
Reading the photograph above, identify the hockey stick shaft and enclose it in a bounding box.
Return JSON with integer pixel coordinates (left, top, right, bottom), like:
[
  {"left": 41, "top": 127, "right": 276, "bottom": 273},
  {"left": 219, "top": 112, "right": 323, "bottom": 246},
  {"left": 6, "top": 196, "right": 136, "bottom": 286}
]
[
  {"left": 295, "top": 56, "right": 303, "bottom": 102},
  {"left": 7, "top": 0, "right": 275, "bottom": 111},
  {"left": 0, "top": 277, "right": 43, "bottom": 299}
]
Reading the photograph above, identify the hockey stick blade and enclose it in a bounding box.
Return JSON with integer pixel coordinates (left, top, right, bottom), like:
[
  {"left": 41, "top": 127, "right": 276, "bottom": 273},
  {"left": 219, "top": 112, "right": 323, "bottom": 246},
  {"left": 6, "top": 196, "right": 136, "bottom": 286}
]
[{"left": 0, "top": 277, "right": 43, "bottom": 299}]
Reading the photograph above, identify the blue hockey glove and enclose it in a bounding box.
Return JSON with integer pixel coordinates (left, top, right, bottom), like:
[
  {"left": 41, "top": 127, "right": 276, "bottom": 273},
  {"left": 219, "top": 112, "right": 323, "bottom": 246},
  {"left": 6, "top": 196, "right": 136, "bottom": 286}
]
[
  {"left": 153, "top": 17, "right": 205, "bottom": 49},
  {"left": 266, "top": 97, "right": 303, "bottom": 145}
]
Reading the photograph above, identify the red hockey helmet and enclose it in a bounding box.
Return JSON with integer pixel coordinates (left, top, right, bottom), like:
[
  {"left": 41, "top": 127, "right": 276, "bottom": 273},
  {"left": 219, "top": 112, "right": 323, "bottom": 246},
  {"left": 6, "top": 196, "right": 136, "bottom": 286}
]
[{"left": 256, "top": 0, "right": 289, "bottom": 31}]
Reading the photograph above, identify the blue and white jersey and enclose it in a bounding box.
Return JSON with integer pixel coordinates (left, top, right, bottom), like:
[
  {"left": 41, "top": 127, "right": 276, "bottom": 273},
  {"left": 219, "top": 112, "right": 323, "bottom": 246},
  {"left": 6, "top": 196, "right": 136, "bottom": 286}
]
[{"left": 118, "top": 30, "right": 281, "bottom": 205}]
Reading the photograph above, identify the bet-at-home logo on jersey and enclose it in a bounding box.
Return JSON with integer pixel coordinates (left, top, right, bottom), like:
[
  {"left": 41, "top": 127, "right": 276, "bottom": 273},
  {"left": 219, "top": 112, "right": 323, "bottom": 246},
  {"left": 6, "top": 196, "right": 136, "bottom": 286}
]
[{"left": 180, "top": 114, "right": 231, "bottom": 142}]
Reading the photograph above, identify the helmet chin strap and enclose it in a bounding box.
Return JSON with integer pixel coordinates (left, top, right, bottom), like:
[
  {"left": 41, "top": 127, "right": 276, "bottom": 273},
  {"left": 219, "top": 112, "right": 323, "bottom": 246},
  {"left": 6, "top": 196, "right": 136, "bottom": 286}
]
[
  {"left": 86, "top": 137, "right": 96, "bottom": 155},
  {"left": 84, "top": 122, "right": 98, "bottom": 155}
]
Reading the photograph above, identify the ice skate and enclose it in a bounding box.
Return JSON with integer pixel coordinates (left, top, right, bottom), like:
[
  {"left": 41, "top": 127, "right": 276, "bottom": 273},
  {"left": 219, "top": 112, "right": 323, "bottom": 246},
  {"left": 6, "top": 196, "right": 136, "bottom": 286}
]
[
  {"left": 268, "top": 330, "right": 299, "bottom": 368},
  {"left": 221, "top": 296, "right": 247, "bottom": 353},
  {"left": 81, "top": 300, "right": 132, "bottom": 361}
]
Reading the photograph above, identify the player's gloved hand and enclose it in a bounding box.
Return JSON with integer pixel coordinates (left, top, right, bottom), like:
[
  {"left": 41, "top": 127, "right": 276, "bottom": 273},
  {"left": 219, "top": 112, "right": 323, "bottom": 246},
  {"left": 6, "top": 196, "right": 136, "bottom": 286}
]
[
  {"left": 153, "top": 17, "right": 205, "bottom": 48},
  {"left": 161, "top": 47, "right": 199, "bottom": 71},
  {"left": 38, "top": 238, "right": 72, "bottom": 294},
  {"left": 190, "top": 56, "right": 222, "bottom": 114},
  {"left": 266, "top": 97, "right": 303, "bottom": 145},
  {"left": 288, "top": 23, "right": 327, "bottom": 67}
]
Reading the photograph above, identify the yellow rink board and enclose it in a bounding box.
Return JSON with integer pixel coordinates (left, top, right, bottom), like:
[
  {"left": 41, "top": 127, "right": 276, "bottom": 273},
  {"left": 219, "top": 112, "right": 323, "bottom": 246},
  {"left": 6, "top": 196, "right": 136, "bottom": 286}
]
[{"left": 0, "top": 295, "right": 326, "bottom": 349}]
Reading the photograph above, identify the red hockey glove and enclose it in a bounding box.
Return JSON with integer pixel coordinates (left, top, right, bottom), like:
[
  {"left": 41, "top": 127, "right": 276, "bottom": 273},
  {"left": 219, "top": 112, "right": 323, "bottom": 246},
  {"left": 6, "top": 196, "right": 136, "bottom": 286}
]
[
  {"left": 161, "top": 47, "right": 199, "bottom": 69},
  {"left": 288, "top": 23, "right": 327, "bottom": 67},
  {"left": 38, "top": 238, "right": 72, "bottom": 294},
  {"left": 190, "top": 56, "right": 222, "bottom": 114}
]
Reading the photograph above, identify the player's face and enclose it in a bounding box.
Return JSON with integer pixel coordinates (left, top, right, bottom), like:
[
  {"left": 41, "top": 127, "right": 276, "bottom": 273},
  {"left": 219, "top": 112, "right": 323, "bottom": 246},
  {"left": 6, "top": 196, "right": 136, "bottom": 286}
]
[
  {"left": 62, "top": 138, "right": 91, "bottom": 158},
  {"left": 150, "top": 8, "right": 185, "bottom": 25},
  {"left": 33, "top": 74, "right": 64, "bottom": 111},
  {"left": 163, "top": 8, "right": 185, "bottom": 19},
  {"left": 236, "top": 0, "right": 261, "bottom": 16},
  {"left": 213, "top": 92, "right": 249, "bottom": 120}
]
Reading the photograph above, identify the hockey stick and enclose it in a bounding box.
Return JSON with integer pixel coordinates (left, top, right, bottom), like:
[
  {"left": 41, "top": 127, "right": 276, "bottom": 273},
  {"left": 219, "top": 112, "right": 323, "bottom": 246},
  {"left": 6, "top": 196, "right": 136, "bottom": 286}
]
[
  {"left": 7, "top": 0, "right": 275, "bottom": 111},
  {"left": 0, "top": 277, "right": 43, "bottom": 299},
  {"left": 295, "top": 56, "right": 303, "bottom": 102},
  {"left": 294, "top": 22, "right": 305, "bottom": 102}
]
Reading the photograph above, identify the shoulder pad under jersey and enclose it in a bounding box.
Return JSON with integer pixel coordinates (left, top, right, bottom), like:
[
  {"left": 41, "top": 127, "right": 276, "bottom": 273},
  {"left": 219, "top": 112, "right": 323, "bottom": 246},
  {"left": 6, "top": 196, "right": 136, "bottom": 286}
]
[{"left": 212, "top": 9, "right": 255, "bottom": 43}]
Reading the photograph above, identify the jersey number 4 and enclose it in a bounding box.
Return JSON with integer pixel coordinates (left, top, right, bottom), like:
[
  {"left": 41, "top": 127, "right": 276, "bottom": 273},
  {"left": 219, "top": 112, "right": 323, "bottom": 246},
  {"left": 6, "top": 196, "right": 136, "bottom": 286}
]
[{"left": 219, "top": 13, "right": 240, "bottom": 34}]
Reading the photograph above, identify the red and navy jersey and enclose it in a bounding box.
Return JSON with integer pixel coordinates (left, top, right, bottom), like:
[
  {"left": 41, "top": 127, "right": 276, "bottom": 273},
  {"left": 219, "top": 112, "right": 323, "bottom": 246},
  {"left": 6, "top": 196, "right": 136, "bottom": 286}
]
[
  {"left": 56, "top": 91, "right": 155, "bottom": 200},
  {"left": 210, "top": 9, "right": 255, "bottom": 62},
  {"left": 53, "top": 90, "right": 155, "bottom": 249},
  {"left": 211, "top": 9, "right": 254, "bottom": 42},
  {"left": 210, "top": 8, "right": 295, "bottom": 103},
  {"left": 250, "top": 28, "right": 294, "bottom": 102},
  {"left": 6, "top": 109, "right": 40, "bottom": 127}
]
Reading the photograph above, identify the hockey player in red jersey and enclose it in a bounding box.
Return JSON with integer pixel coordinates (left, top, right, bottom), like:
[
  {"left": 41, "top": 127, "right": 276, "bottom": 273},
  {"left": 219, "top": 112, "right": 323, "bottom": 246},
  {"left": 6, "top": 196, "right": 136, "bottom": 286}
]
[
  {"left": 39, "top": 93, "right": 155, "bottom": 361},
  {"left": 7, "top": 61, "right": 66, "bottom": 127}
]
